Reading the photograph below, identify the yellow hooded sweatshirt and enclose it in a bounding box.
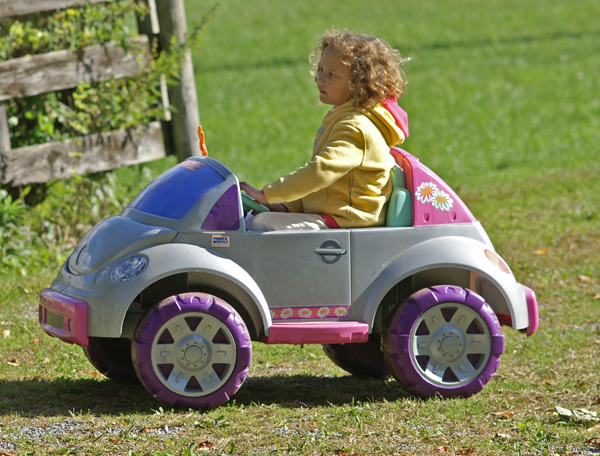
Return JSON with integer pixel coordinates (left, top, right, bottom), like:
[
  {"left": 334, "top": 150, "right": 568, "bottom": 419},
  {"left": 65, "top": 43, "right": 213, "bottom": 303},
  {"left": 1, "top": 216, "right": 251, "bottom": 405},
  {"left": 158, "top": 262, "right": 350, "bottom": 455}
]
[{"left": 262, "top": 100, "right": 405, "bottom": 228}]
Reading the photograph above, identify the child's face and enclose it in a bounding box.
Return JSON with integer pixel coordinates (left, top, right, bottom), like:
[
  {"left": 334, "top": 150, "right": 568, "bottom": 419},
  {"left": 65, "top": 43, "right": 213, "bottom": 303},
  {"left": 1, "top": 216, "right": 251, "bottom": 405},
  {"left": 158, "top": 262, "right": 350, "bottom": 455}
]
[{"left": 315, "top": 46, "right": 352, "bottom": 108}]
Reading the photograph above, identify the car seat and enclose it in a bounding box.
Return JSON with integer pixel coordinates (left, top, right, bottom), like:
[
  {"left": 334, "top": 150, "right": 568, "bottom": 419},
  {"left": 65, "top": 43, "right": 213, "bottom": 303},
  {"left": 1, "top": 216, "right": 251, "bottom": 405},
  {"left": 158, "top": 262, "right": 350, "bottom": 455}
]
[{"left": 385, "top": 164, "right": 412, "bottom": 227}]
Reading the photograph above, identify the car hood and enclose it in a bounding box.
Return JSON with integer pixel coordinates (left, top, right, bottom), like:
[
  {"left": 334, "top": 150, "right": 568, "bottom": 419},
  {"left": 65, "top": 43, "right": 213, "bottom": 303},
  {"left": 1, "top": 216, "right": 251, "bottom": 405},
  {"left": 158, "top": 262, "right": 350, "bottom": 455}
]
[{"left": 67, "top": 216, "right": 177, "bottom": 276}]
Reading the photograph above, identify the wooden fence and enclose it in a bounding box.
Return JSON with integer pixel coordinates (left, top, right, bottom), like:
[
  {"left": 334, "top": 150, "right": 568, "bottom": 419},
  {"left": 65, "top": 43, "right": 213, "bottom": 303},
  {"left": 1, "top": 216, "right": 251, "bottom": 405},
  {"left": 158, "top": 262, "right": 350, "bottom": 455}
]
[{"left": 0, "top": 0, "right": 200, "bottom": 186}]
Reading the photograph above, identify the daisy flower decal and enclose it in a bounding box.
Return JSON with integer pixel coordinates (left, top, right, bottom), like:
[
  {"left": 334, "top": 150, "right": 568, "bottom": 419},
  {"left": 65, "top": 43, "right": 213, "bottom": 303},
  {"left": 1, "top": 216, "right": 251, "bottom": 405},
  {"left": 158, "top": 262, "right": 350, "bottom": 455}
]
[
  {"left": 280, "top": 308, "right": 293, "bottom": 319},
  {"left": 431, "top": 190, "right": 454, "bottom": 211},
  {"left": 334, "top": 307, "right": 348, "bottom": 317},
  {"left": 298, "top": 308, "right": 312, "bottom": 318},
  {"left": 415, "top": 182, "right": 439, "bottom": 203},
  {"left": 317, "top": 307, "right": 329, "bottom": 318}
]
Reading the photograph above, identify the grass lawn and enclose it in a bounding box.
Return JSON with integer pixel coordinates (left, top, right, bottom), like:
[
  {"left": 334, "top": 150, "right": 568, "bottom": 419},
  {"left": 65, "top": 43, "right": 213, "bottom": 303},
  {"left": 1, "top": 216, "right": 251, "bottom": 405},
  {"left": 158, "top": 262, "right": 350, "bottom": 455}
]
[{"left": 1, "top": 0, "right": 600, "bottom": 454}]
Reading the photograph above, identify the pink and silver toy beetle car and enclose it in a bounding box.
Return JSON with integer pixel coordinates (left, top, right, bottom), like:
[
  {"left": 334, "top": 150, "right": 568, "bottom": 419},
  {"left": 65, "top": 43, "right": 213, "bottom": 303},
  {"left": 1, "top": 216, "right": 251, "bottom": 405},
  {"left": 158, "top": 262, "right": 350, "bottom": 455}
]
[{"left": 39, "top": 147, "right": 538, "bottom": 409}]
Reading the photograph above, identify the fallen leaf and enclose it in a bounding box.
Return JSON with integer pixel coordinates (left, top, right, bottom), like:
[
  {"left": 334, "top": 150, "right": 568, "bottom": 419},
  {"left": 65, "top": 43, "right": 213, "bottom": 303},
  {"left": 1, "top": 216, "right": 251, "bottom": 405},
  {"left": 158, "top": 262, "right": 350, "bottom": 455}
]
[
  {"left": 42, "top": 357, "right": 50, "bottom": 363},
  {"left": 458, "top": 449, "right": 474, "bottom": 455},
  {"left": 586, "top": 438, "right": 600, "bottom": 449},
  {"left": 533, "top": 248, "right": 548, "bottom": 255},
  {"left": 493, "top": 411, "right": 515, "bottom": 419},
  {"left": 593, "top": 294, "right": 600, "bottom": 300},
  {"left": 494, "top": 433, "right": 512, "bottom": 441},
  {"left": 2, "top": 330, "right": 9, "bottom": 339},
  {"left": 7, "top": 358, "right": 18, "bottom": 366},
  {"left": 435, "top": 447, "right": 448, "bottom": 452},
  {"left": 555, "top": 406, "right": 599, "bottom": 423},
  {"left": 197, "top": 441, "right": 213, "bottom": 448},
  {"left": 579, "top": 275, "right": 592, "bottom": 283},
  {"left": 32, "top": 338, "right": 41, "bottom": 344},
  {"left": 587, "top": 423, "right": 600, "bottom": 433}
]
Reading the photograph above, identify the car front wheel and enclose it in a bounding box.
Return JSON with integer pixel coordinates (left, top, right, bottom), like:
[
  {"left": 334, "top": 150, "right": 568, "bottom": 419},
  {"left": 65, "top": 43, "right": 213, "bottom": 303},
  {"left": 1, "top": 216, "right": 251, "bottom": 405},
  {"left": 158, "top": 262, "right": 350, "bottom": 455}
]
[{"left": 132, "top": 292, "right": 251, "bottom": 409}]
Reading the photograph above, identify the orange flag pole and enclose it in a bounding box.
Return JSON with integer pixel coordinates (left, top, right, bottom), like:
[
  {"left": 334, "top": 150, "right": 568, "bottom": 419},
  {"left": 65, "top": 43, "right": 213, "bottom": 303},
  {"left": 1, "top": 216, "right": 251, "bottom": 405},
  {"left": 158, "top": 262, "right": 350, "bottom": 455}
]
[{"left": 197, "top": 126, "right": 208, "bottom": 156}]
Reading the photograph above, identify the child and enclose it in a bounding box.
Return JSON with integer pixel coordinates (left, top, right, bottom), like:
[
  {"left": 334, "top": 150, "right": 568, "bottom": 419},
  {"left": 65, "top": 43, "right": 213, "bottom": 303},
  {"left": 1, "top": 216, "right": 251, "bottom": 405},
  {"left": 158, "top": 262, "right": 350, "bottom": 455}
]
[{"left": 240, "top": 30, "right": 409, "bottom": 231}]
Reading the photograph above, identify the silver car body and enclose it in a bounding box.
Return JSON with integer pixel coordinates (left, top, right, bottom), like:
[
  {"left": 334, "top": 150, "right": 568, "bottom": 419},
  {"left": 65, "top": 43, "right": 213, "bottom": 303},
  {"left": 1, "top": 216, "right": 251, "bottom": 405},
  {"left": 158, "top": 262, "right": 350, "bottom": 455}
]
[{"left": 40, "top": 151, "right": 537, "bottom": 347}]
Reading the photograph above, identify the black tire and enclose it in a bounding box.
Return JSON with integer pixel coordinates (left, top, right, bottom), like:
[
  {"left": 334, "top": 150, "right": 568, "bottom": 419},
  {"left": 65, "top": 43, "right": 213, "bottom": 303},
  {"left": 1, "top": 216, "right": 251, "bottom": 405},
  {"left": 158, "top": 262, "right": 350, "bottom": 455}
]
[
  {"left": 322, "top": 335, "right": 391, "bottom": 379},
  {"left": 83, "top": 337, "right": 138, "bottom": 382}
]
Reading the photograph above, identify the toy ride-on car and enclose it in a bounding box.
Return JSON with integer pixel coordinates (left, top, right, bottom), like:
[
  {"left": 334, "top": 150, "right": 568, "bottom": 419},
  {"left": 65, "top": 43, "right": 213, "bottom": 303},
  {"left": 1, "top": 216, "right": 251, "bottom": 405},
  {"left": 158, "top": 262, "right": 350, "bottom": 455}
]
[{"left": 39, "top": 147, "right": 538, "bottom": 409}]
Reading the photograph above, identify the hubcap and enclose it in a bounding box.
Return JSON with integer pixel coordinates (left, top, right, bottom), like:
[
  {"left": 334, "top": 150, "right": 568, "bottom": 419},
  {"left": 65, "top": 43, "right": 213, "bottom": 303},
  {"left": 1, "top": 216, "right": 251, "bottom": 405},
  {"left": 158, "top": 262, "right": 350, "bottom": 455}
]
[
  {"left": 178, "top": 338, "right": 210, "bottom": 369},
  {"left": 150, "top": 312, "right": 237, "bottom": 397},
  {"left": 439, "top": 333, "right": 461, "bottom": 358},
  {"left": 410, "top": 303, "right": 491, "bottom": 387}
]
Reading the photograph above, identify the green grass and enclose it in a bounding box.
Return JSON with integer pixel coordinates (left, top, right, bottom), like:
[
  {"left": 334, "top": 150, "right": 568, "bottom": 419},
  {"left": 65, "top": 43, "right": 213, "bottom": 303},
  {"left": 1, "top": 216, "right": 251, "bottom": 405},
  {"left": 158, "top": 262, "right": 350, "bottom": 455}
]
[{"left": 2, "top": 0, "right": 600, "bottom": 454}]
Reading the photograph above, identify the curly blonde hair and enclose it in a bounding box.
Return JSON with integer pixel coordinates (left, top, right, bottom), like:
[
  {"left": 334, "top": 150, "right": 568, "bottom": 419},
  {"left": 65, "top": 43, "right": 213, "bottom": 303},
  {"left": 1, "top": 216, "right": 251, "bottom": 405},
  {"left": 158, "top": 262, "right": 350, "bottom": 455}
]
[{"left": 311, "top": 30, "right": 408, "bottom": 108}]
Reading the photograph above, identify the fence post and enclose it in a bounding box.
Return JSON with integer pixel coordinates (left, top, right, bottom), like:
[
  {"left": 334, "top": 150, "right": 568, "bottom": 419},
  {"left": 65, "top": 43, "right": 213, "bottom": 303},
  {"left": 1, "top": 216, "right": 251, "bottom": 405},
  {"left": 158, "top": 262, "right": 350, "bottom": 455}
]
[
  {"left": 0, "top": 102, "right": 10, "bottom": 181},
  {"left": 155, "top": 0, "right": 200, "bottom": 162}
]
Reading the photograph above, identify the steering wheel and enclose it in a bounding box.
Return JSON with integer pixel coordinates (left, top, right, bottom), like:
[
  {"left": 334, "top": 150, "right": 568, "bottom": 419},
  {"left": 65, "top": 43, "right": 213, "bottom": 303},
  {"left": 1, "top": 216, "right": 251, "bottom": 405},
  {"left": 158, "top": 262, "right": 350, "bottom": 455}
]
[{"left": 241, "top": 193, "right": 269, "bottom": 213}]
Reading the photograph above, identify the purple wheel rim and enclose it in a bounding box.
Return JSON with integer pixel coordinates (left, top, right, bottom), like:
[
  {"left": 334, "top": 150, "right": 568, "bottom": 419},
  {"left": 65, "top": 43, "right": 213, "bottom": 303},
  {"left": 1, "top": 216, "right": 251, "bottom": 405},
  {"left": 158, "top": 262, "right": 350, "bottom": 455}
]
[
  {"left": 132, "top": 293, "right": 251, "bottom": 409},
  {"left": 385, "top": 285, "right": 504, "bottom": 398}
]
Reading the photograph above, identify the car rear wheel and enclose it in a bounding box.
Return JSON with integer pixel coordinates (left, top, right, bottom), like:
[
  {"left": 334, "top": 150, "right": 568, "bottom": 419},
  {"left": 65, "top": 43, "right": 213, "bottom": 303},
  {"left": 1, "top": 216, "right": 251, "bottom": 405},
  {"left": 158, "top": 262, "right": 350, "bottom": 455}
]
[
  {"left": 132, "top": 292, "right": 252, "bottom": 409},
  {"left": 384, "top": 285, "right": 504, "bottom": 398},
  {"left": 322, "top": 336, "right": 391, "bottom": 379},
  {"left": 83, "top": 337, "right": 138, "bottom": 382}
]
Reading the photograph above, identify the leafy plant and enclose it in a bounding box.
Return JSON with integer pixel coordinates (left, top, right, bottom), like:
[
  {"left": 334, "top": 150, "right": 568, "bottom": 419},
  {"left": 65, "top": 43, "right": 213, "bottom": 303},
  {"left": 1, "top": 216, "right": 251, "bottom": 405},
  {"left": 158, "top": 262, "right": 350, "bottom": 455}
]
[
  {"left": 0, "top": 1, "right": 147, "bottom": 60},
  {"left": 0, "top": 188, "right": 39, "bottom": 275}
]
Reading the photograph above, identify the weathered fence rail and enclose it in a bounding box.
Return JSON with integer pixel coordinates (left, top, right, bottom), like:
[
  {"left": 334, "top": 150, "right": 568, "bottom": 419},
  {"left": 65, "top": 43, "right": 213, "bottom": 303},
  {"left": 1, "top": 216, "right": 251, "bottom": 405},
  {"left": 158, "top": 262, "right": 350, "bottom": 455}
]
[
  {"left": 0, "top": 36, "right": 152, "bottom": 101},
  {"left": 0, "top": 0, "right": 111, "bottom": 19},
  {"left": 0, "top": 0, "right": 199, "bottom": 186}
]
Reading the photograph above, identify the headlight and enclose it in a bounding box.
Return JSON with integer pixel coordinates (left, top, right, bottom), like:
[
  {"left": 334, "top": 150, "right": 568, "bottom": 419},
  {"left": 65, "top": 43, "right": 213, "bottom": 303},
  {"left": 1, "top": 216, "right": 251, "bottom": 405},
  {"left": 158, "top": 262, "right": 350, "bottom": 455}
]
[{"left": 111, "top": 255, "right": 148, "bottom": 282}]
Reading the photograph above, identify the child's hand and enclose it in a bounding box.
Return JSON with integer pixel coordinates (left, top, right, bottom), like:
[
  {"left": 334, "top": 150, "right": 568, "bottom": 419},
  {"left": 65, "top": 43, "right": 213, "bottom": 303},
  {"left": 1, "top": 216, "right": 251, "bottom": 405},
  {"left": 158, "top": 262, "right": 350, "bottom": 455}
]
[
  {"left": 240, "top": 182, "right": 267, "bottom": 205},
  {"left": 240, "top": 182, "right": 289, "bottom": 213}
]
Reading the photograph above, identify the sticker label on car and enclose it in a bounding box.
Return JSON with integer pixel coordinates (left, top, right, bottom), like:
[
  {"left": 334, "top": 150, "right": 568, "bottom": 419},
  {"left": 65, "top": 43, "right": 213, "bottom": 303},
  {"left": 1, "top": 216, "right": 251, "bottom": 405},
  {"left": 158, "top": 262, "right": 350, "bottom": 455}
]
[{"left": 211, "top": 235, "right": 231, "bottom": 247}]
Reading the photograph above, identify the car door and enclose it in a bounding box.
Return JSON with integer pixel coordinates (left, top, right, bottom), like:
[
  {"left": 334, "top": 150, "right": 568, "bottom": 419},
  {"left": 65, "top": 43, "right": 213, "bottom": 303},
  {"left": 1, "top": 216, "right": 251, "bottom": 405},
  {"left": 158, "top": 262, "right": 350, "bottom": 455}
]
[{"left": 249, "top": 230, "right": 351, "bottom": 320}]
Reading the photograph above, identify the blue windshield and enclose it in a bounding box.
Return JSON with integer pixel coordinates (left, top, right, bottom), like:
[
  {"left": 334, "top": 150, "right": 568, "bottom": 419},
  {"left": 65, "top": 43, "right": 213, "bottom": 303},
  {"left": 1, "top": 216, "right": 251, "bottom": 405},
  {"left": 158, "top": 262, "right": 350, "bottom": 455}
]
[{"left": 128, "top": 158, "right": 225, "bottom": 220}]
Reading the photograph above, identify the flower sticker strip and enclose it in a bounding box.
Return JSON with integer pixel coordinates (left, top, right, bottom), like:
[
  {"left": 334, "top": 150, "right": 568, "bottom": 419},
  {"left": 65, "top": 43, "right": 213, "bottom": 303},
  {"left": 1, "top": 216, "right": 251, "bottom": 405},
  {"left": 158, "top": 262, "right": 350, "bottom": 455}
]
[
  {"left": 415, "top": 182, "right": 453, "bottom": 212},
  {"left": 271, "top": 306, "right": 349, "bottom": 320}
]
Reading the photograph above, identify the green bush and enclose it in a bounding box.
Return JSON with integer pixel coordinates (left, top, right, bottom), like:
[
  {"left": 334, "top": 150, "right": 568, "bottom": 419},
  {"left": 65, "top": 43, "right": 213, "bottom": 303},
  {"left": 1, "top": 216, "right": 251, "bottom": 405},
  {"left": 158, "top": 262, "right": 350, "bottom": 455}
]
[{"left": 0, "top": 188, "right": 39, "bottom": 275}]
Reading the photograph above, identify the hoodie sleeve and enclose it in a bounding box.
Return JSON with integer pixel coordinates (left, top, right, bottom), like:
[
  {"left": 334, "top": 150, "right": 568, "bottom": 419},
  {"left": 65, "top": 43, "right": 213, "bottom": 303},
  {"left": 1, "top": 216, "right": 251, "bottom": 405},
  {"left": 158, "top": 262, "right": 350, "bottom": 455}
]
[{"left": 263, "top": 120, "right": 365, "bottom": 204}]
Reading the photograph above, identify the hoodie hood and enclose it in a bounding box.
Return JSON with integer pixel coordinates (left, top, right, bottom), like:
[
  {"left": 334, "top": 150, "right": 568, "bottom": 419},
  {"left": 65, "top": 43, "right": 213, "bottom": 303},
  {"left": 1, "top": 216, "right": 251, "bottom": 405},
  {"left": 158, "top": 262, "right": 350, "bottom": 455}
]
[
  {"left": 321, "top": 99, "right": 409, "bottom": 148},
  {"left": 362, "top": 100, "right": 407, "bottom": 148},
  {"left": 382, "top": 97, "right": 409, "bottom": 138}
]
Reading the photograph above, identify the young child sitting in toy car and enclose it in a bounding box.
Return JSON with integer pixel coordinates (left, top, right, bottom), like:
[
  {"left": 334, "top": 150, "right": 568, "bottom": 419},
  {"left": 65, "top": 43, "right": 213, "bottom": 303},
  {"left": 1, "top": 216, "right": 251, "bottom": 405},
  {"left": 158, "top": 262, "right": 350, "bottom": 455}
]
[{"left": 240, "top": 30, "right": 409, "bottom": 231}]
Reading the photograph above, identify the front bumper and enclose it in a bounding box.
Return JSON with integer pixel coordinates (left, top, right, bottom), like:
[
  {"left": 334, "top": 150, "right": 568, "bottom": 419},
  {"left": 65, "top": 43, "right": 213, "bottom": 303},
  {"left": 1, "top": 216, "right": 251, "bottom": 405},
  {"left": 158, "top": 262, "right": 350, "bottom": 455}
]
[{"left": 39, "top": 288, "right": 89, "bottom": 347}]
